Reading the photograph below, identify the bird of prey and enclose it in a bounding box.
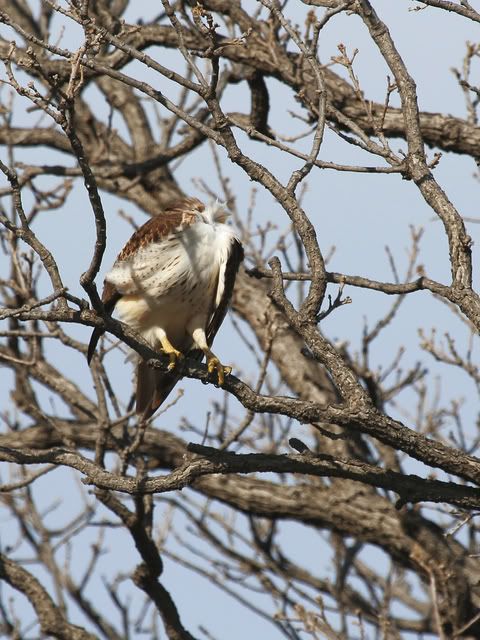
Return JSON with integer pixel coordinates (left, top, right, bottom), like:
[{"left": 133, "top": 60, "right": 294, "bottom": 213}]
[{"left": 87, "top": 197, "right": 244, "bottom": 419}]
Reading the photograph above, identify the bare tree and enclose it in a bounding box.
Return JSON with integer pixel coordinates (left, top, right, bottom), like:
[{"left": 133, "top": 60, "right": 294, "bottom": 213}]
[{"left": 1, "top": 1, "right": 480, "bottom": 638}]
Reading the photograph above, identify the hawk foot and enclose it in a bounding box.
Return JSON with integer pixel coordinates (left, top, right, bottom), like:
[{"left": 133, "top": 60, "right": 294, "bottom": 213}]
[
  {"left": 159, "top": 334, "right": 184, "bottom": 371},
  {"left": 206, "top": 355, "right": 231, "bottom": 386},
  {"left": 162, "top": 347, "right": 183, "bottom": 371}
]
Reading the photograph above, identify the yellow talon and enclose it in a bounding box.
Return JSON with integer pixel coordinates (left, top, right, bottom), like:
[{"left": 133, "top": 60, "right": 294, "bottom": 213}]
[
  {"left": 166, "top": 348, "right": 183, "bottom": 371},
  {"left": 207, "top": 356, "right": 231, "bottom": 386},
  {"left": 158, "top": 335, "right": 183, "bottom": 371}
]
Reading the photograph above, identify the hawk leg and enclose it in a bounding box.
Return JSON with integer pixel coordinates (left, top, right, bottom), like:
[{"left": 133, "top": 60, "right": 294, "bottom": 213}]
[
  {"left": 190, "top": 326, "right": 231, "bottom": 385},
  {"left": 158, "top": 332, "right": 183, "bottom": 371}
]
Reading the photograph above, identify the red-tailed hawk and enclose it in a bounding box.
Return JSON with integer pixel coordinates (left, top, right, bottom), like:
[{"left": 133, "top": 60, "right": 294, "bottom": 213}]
[{"left": 87, "top": 197, "right": 244, "bottom": 419}]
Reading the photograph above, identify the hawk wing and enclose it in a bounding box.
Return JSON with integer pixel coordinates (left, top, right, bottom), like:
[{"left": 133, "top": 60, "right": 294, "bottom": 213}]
[
  {"left": 87, "top": 280, "right": 122, "bottom": 364},
  {"left": 207, "top": 238, "right": 244, "bottom": 346}
]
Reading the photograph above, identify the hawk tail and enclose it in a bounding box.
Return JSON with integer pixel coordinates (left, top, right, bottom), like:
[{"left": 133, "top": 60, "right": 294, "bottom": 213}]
[{"left": 136, "top": 360, "right": 180, "bottom": 420}]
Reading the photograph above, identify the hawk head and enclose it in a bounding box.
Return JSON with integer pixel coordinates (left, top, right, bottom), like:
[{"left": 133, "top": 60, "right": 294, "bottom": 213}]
[{"left": 202, "top": 200, "right": 231, "bottom": 225}]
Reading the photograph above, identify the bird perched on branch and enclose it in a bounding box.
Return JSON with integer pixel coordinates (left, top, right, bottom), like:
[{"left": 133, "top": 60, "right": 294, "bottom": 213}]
[{"left": 87, "top": 197, "right": 244, "bottom": 419}]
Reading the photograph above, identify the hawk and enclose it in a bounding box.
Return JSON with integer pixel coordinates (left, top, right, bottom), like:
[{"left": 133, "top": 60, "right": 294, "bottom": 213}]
[{"left": 87, "top": 197, "right": 244, "bottom": 419}]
